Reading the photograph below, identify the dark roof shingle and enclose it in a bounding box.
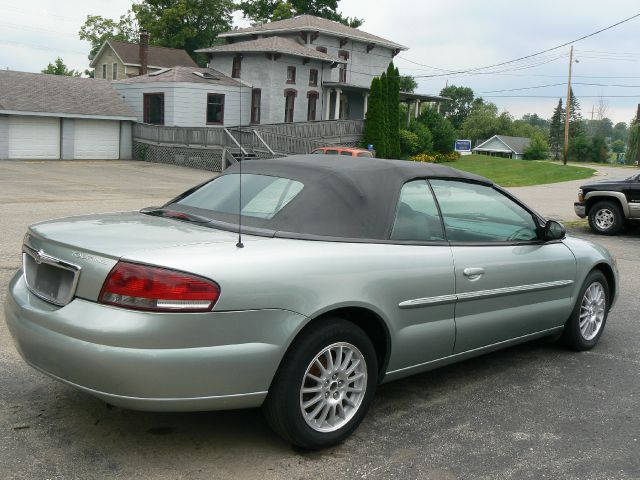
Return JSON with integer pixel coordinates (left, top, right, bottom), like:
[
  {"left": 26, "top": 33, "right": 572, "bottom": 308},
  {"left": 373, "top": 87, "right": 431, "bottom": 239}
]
[
  {"left": 196, "top": 36, "right": 344, "bottom": 63},
  {"left": 217, "top": 15, "right": 407, "bottom": 50},
  {"left": 0, "top": 70, "right": 136, "bottom": 119},
  {"left": 93, "top": 40, "right": 198, "bottom": 68},
  {"left": 115, "top": 66, "right": 242, "bottom": 86}
]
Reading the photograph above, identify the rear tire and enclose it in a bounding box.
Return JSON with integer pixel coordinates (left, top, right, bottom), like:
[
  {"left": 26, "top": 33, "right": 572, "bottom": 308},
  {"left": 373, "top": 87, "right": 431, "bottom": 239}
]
[
  {"left": 560, "top": 270, "right": 609, "bottom": 351},
  {"left": 588, "top": 200, "right": 624, "bottom": 235},
  {"left": 263, "top": 317, "right": 378, "bottom": 449}
]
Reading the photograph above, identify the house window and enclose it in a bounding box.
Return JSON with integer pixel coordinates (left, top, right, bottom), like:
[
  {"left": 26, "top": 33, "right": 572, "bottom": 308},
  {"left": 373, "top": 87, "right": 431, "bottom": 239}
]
[
  {"left": 232, "top": 55, "right": 242, "bottom": 78},
  {"left": 207, "top": 94, "right": 225, "bottom": 124},
  {"left": 286, "top": 66, "right": 296, "bottom": 84},
  {"left": 102, "top": 64, "right": 107, "bottom": 79},
  {"left": 338, "top": 50, "right": 349, "bottom": 83},
  {"left": 143, "top": 93, "right": 165, "bottom": 125},
  {"left": 284, "top": 89, "right": 297, "bottom": 123},
  {"left": 307, "top": 91, "right": 318, "bottom": 121},
  {"left": 316, "top": 46, "right": 327, "bottom": 54},
  {"left": 112, "top": 63, "right": 118, "bottom": 80},
  {"left": 309, "top": 69, "right": 318, "bottom": 86},
  {"left": 251, "top": 89, "right": 261, "bottom": 124}
]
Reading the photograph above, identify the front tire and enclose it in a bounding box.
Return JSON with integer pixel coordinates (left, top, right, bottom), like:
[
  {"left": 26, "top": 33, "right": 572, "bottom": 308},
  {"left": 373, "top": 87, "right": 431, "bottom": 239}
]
[
  {"left": 588, "top": 200, "right": 624, "bottom": 235},
  {"left": 560, "top": 270, "right": 609, "bottom": 350},
  {"left": 263, "top": 318, "right": 378, "bottom": 449}
]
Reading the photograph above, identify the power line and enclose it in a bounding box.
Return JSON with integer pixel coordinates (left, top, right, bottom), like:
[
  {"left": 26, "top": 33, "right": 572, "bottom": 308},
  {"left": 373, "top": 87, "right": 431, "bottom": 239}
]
[
  {"left": 396, "top": 12, "right": 640, "bottom": 78},
  {"left": 482, "top": 95, "right": 640, "bottom": 98}
]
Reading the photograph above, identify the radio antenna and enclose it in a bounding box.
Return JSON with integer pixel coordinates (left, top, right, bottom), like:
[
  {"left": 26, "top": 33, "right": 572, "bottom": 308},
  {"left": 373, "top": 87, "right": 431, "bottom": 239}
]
[{"left": 236, "top": 54, "right": 244, "bottom": 249}]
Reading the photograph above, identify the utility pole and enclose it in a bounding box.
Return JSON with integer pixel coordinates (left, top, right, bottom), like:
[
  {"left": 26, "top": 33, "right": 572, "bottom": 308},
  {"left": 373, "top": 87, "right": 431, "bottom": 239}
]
[
  {"left": 563, "top": 46, "right": 574, "bottom": 165},
  {"left": 636, "top": 104, "right": 640, "bottom": 165}
]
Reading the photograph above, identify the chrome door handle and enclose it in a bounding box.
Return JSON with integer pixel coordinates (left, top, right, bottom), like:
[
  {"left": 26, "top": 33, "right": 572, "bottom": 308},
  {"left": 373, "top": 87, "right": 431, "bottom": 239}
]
[{"left": 463, "top": 267, "right": 485, "bottom": 280}]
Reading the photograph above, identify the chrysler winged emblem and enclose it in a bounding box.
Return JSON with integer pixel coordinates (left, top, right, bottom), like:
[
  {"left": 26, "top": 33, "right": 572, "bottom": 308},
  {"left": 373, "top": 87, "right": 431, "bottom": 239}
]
[{"left": 34, "top": 249, "right": 45, "bottom": 265}]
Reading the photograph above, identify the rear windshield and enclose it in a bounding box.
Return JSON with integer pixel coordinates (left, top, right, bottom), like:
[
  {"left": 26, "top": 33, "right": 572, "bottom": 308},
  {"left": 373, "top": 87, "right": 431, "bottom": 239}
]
[
  {"left": 176, "top": 174, "right": 303, "bottom": 220},
  {"left": 340, "top": 151, "right": 353, "bottom": 156}
]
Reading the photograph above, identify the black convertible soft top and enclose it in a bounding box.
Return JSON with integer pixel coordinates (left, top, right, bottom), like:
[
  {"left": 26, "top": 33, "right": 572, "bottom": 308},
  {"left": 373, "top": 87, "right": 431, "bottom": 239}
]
[{"left": 187, "top": 154, "right": 493, "bottom": 240}]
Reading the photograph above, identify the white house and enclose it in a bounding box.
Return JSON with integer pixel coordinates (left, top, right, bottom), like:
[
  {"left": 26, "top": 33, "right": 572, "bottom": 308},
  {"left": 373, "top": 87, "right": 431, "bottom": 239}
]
[
  {"left": 473, "top": 135, "right": 531, "bottom": 160},
  {"left": 113, "top": 66, "right": 249, "bottom": 127}
]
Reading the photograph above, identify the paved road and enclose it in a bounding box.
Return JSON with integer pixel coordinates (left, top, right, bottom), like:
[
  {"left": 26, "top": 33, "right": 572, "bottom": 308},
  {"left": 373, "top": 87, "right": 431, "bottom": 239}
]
[
  {"left": 508, "top": 164, "right": 637, "bottom": 221},
  {"left": 1, "top": 161, "right": 639, "bottom": 480}
]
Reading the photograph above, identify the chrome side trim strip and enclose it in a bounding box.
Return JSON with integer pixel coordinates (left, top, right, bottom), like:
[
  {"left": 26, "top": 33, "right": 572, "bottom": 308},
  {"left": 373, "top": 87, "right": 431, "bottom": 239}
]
[
  {"left": 456, "top": 280, "right": 574, "bottom": 302},
  {"left": 398, "top": 280, "right": 574, "bottom": 309},
  {"left": 398, "top": 294, "right": 457, "bottom": 309}
]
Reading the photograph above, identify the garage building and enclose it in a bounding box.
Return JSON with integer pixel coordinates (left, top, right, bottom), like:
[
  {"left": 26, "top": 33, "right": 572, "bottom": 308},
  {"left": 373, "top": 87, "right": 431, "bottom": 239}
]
[{"left": 0, "top": 70, "right": 136, "bottom": 160}]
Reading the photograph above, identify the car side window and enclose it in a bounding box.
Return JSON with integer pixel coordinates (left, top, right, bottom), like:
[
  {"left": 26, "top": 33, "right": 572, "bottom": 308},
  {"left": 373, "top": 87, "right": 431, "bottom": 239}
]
[
  {"left": 429, "top": 180, "right": 538, "bottom": 242},
  {"left": 390, "top": 180, "right": 445, "bottom": 242}
]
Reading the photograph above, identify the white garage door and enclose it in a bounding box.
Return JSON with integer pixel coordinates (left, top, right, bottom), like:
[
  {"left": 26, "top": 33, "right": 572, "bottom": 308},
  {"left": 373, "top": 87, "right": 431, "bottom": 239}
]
[
  {"left": 74, "top": 119, "right": 120, "bottom": 159},
  {"left": 8, "top": 116, "right": 60, "bottom": 159}
]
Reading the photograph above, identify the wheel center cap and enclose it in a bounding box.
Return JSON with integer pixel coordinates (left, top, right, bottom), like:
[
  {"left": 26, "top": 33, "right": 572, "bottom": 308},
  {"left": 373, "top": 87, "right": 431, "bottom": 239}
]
[{"left": 329, "top": 381, "right": 338, "bottom": 391}]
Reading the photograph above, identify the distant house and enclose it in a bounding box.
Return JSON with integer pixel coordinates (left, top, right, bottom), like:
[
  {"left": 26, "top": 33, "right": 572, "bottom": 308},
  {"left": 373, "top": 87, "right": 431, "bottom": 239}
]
[
  {"left": 194, "top": 15, "right": 447, "bottom": 125},
  {"left": 90, "top": 32, "right": 197, "bottom": 81},
  {"left": 473, "top": 135, "right": 531, "bottom": 160},
  {"left": 113, "top": 66, "right": 246, "bottom": 127},
  {"left": 0, "top": 70, "right": 136, "bottom": 160}
]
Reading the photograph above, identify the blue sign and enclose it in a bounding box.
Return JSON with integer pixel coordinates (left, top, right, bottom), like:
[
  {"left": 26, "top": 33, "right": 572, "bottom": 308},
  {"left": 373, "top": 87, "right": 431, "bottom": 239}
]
[{"left": 455, "top": 140, "right": 472, "bottom": 152}]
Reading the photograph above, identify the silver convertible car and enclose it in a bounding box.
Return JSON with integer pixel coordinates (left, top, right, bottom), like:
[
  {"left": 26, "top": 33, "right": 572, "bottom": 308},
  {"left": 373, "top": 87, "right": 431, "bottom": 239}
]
[{"left": 6, "top": 155, "right": 617, "bottom": 449}]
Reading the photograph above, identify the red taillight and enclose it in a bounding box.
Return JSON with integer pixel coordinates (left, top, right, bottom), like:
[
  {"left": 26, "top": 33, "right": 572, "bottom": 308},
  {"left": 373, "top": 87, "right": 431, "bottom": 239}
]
[{"left": 99, "top": 261, "right": 220, "bottom": 312}]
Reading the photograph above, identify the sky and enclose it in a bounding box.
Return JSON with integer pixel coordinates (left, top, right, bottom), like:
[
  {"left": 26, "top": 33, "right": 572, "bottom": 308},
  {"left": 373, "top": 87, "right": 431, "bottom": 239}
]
[{"left": 1, "top": 0, "right": 639, "bottom": 124}]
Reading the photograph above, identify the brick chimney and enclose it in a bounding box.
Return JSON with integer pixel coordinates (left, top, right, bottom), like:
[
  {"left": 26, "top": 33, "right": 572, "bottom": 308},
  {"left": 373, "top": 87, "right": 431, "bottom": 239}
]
[{"left": 139, "top": 30, "right": 149, "bottom": 75}]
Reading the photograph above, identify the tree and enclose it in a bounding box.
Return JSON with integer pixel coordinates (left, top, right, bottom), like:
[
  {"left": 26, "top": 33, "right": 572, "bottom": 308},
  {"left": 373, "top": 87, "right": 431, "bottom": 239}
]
[
  {"left": 589, "top": 136, "right": 609, "bottom": 163},
  {"left": 418, "top": 108, "right": 456, "bottom": 153},
  {"left": 378, "top": 71, "right": 389, "bottom": 158},
  {"left": 363, "top": 77, "right": 386, "bottom": 156},
  {"left": 626, "top": 119, "right": 639, "bottom": 165},
  {"left": 132, "top": 0, "right": 234, "bottom": 60},
  {"left": 79, "top": 13, "right": 137, "bottom": 61},
  {"left": 521, "top": 113, "right": 549, "bottom": 130},
  {"left": 568, "top": 135, "right": 591, "bottom": 162},
  {"left": 399, "top": 75, "right": 417, "bottom": 93},
  {"left": 612, "top": 122, "right": 628, "bottom": 143},
  {"left": 438, "top": 85, "right": 477, "bottom": 131},
  {"left": 42, "top": 58, "right": 81, "bottom": 76},
  {"left": 238, "top": 0, "right": 363, "bottom": 27},
  {"left": 610, "top": 139, "right": 625, "bottom": 154},
  {"left": 461, "top": 102, "right": 500, "bottom": 144},
  {"left": 549, "top": 99, "right": 565, "bottom": 160},
  {"left": 523, "top": 131, "right": 550, "bottom": 160},
  {"left": 409, "top": 121, "right": 433, "bottom": 153},
  {"left": 385, "top": 64, "right": 401, "bottom": 159},
  {"left": 568, "top": 88, "right": 586, "bottom": 138}
]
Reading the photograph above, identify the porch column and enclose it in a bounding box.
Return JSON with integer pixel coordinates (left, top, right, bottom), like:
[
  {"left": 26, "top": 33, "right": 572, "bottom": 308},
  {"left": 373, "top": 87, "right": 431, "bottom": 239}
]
[
  {"left": 324, "top": 89, "right": 332, "bottom": 120},
  {"left": 414, "top": 100, "right": 421, "bottom": 119},
  {"left": 363, "top": 93, "right": 369, "bottom": 119},
  {"left": 333, "top": 88, "right": 342, "bottom": 120}
]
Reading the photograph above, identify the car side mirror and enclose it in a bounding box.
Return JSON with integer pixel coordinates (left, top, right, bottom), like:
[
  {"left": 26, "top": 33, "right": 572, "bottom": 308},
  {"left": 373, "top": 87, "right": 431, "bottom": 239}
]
[{"left": 544, "top": 220, "right": 566, "bottom": 241}]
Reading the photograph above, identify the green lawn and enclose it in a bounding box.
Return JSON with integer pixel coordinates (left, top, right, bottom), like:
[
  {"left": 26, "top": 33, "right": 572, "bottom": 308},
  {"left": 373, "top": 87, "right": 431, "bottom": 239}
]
[{"left": 446, "top": 155, "right": 596, "bottom": 187}]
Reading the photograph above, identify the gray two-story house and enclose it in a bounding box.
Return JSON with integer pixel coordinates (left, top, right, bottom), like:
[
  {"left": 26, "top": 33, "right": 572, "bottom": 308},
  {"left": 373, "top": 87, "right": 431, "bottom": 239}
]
[
  {"left": 113, "top": 15, "right": 446, "bottom": 128},
  {"left": 196, "top": 15, "right": 407, "bottom": 124}
]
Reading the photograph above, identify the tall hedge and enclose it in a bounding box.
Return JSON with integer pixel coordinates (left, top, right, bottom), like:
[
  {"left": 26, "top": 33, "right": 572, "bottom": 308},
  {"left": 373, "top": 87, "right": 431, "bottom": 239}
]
[
  {"left": 386, "top": 64, "right": 401, "bottom": 158},
  {"left": 363, "top": 77, "right": 386, "bottom": 156},
  {"left": 379, "top": 71, "right": 389, "bottom": 158}
]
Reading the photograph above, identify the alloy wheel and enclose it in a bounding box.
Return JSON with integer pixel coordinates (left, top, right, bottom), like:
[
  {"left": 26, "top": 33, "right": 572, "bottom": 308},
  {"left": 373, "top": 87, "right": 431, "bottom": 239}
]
[{"left": 579, "top": 282, "right": 606, "bottom": 341}]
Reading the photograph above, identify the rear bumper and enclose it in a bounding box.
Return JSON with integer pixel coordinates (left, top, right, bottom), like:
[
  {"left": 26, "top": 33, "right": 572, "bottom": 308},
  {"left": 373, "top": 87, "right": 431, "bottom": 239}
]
[
  {"left": 574, "top": 202, "right": 586, "bottom": 218},
  {"left": 5, "top": 272, "right": 307, "bottom": 411}
]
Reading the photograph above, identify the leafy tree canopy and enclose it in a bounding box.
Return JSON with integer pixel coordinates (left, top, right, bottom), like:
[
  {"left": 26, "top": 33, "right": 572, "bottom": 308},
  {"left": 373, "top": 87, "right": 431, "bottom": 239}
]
[
  {"left": 42, "top": 57, "right": 81, "bottom": 76},
  {"left": 79, "top": 1, "right": 235, "bottom": 65},
  {"left": 79, "top": 13, "right": 137, "bottom": 60},
  {"left": 438, "top": 85, "right": 478, "bottom": 131},
  {"left": 238, "top": 0, "right": 363, "bottom": 27},
  {"left": 399, "top": 75, "right": 418, "bottom": 93}
]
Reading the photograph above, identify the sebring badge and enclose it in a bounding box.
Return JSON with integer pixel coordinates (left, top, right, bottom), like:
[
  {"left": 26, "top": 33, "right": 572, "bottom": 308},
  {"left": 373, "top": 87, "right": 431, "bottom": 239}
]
[{"left": 72, "top": 251, "right": 108, "bottom": 265}]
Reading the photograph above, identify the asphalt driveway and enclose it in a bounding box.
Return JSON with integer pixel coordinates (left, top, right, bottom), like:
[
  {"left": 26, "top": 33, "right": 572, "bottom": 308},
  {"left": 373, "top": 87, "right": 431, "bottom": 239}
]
[
  {"left": 509, "top": 164, "right": 637, "bottom": 221},
  {"left": 1, "top": 160, "right": 639, "bottom": 480}
]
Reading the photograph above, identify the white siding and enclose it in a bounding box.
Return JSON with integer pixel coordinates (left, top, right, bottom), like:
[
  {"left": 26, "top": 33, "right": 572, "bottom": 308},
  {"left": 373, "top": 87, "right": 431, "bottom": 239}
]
[
  {"left": 8, "top": 116, "right": 60, "bottom": 159},
  {"left": 113, "top": 82, "right": 249, "bottom": 127}
]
